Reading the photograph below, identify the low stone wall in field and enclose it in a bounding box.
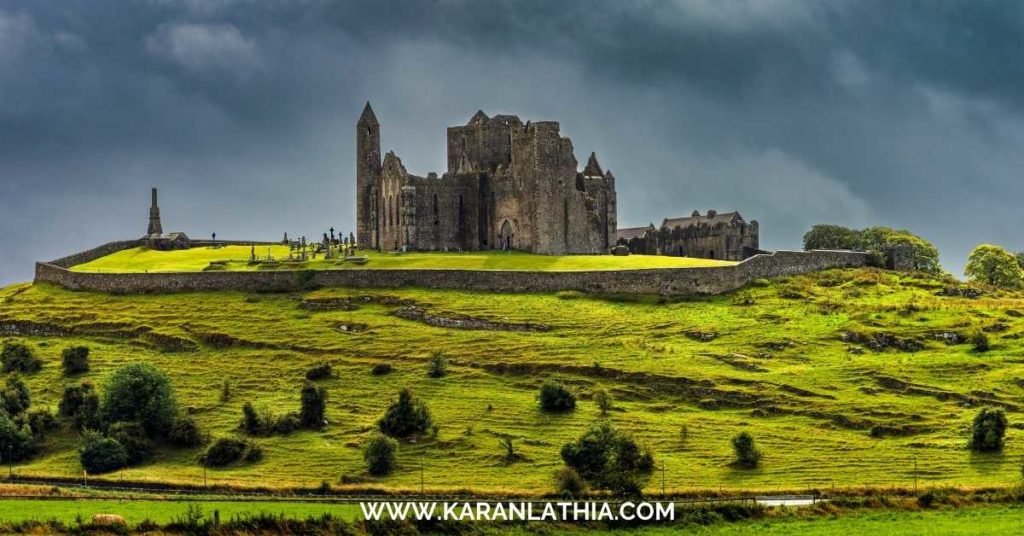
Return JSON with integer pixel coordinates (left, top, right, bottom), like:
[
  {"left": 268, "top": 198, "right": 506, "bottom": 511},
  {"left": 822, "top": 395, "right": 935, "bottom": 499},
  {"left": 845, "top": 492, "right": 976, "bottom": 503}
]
[{"left": 34, "top": 242, "right": 870, "bottom": 296}]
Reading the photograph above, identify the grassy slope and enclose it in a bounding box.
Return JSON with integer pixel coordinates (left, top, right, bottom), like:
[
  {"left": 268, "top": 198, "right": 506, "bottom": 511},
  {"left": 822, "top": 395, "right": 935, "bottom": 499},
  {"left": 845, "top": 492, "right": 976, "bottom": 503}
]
[
  {"left": 69, "top": 246, "right": 734, "bottom": 273},
  {"left": 0, "top": 268, "right": 1023, "bottom": 494}
]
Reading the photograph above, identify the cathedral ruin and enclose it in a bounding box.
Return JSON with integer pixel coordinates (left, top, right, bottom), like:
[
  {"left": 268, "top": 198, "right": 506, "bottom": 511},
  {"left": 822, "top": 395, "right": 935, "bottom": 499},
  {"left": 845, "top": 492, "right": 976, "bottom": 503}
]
[{"left": 355, "top": 103, "right": 617, "bottom": 255}]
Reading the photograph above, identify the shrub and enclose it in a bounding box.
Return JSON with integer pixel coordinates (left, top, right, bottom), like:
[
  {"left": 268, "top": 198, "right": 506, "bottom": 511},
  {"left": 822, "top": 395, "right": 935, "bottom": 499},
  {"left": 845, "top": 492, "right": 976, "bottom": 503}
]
[
  {"left": 0, "top": 343, "right": 41, "bottom": 374},
  {"left": 305, "top": 363, "right": 332, "bottom": 381},
  {"left": 371, "top": 363, "right": 393, "bottom": 376},
  {"left": 203, "top": 437, "right": 251, "bottom": 467},
  {"left": 363, "top": 434, "right": 398, "bottom": 476},
  {"left": 244, "top": 443, "right": 264, "bottom": 463},
  {"left": 918, "top": 491, "right": 936, "bottom": 508},
  {"left": 0, "top": 411, "right": 36, "bottom": 462},
  {"left": 560, "top": 422, "right": 654, "bottom": 496},
  {"left": 61, "top": 346, "right": 90, "bottom": 375},
  {"left": 499, "top": 436, "right": 521, "bottom": 463},
  {"left": 731, "top": 432, "right": 762, "bottom": 468},
  {"left": 593, "top": 389, "right": 612, "bottom": 416},
  {"left": 969, "top": 407, "right": 1007, "bottom": 452},
  {"left": 426, "top": 351, "right": 447, "bottom": 378},
  {"left": 58, "top": 383, "right": 100, "bottom": 431},
  {"left": 969, "top": 331, "right": 991, "bottom": 353},
  {"left": 169, "top": 415, "right": 203, "bottom": 447},
  {"left": 299, "top": 382, "right": 327, "bottom": 429},
  {"left": 100, "top": 364, "right": 177, "bottom": 438},
  {"left": 241, "top": 402, "right": 262, "bottom": 435},
  {"left": 108, "top": 421, "right": 152, "bottom": 465},
  {"left": 378, "top": 388, "right": 432, "bottom": 438},
  {"left": 539, "top": 381, "right": 576, "bottom": 413},
  {"left": 1, "top": 376, "right": 31, "bottom": 416},
  {"left": 27, "top": 409, "right": 58, "bottom": 437},
  {"left": 220, "top": 380, "right": 231, "bottom": 402},
  {"left": 555, "top": 467, "right": 587, "bottom": 498},
  {"left": 79, "top": 434, "right": 127, "bottom": 474}
]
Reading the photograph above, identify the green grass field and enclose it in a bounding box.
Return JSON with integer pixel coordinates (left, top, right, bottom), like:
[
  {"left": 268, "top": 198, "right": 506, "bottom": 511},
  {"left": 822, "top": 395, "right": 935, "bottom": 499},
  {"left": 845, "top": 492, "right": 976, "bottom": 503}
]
[
  {"left": 69, "top": 245, "right": 734, "bottom": 273},
  {"left": 1, "top": 268, "right": 1023, "bottom": 495},
  {"left": 0, "top": 498, "right": 361, "bottom": 525}
]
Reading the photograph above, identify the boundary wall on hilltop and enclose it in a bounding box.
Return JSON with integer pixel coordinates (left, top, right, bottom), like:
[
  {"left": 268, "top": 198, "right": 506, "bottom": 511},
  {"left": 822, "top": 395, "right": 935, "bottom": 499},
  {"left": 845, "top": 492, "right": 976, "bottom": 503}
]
[{"left": 34, "top": 241, "right": 870, "bottom": 296}]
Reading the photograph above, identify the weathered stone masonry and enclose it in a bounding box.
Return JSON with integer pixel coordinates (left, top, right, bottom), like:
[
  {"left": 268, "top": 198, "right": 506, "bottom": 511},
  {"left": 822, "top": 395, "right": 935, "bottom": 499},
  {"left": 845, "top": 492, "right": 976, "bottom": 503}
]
[{"left": 35, "top": 247, "right": 869, "bottom": 296}]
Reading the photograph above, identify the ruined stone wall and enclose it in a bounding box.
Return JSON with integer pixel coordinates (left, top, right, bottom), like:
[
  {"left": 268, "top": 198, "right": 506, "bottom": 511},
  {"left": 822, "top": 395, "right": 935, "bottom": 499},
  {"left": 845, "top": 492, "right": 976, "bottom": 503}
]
[
  {"left": 48, "top": 240, "right": 143, "bottom": 268},
  {"left": 36, "top": 249, "right": 869, "bottom": 296}
]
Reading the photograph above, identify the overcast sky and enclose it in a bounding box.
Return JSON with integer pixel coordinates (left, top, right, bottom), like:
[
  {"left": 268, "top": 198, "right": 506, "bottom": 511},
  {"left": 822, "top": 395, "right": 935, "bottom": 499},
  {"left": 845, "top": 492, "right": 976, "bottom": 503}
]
[{"left": 2, "top": 0, "right": 1022, "bottom": 284}]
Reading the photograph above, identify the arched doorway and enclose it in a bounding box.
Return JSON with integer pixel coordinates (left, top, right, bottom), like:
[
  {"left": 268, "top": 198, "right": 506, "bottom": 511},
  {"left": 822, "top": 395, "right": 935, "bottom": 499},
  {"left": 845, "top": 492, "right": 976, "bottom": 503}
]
[{"left": 499, "top": 220, "right": 514, "bottom": 250}]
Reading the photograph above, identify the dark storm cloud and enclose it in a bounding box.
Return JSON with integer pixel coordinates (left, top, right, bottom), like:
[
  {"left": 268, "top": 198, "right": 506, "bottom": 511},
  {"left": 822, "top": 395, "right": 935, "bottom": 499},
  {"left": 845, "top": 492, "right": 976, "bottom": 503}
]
[{"left": 1, "top": 0, "right": 1023, "bottom": 284}]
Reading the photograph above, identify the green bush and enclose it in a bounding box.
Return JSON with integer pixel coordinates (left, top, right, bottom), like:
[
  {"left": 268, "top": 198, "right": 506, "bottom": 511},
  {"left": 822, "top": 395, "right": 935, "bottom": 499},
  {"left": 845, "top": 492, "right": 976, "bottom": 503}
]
[
  {"left": 969, "top": 407, "right": 1007, "bottom": 452},
  {"left": 299, "top": 382, "right": 327, "bottom": 429},
  {"left": 363, "top": 434, "right": 398, "bottom": 476},
  {"left": 1, "top": 376, "right": 31, "bottom": 416},
  {"left": 108, "top": 421, "right": 152, "bottom": 465},
  {"left": 305, "top": 363, "right": 332, "bottom": 381},
  {"left": 539, "top": 381, "right": 576, "bottom": 413},
  {"left": 61, "top": 346, "right": 90, "bottom": 375},
  {"left": 100, "top": 364, "right": 177, "bottom": 438},
  {"left": 79, "top": 434, "right": 127, "bottom": 474},
  {"left": 169, "top": 415, "right": 203, "bottom": 447},
  {"left": 203, "top": 437, "right": 256, "bottom": 467},
  {"left": 731, "top": 431, "right": 763, "bottom": 468},
  {"left": 802, "top": 224, "right": 940, "bottom": 273},
  {"left": 371, "top": 363, "right": 393, "bottom": 376},
  {"left": 27, "top": 409, "right": 58, "bottom": 437},
  {"left": 560, "top": 422, "right": 654, "bottom": 496},
  {"left": 965, "top": 244, "right": 1024, "bottom": 289},
  {"left": 0, "top": 411, "right": 36, "bottom": 462},
  {"left": 240, "top": 402, "right": 262, "bottom": 435},
  {"left": 426, "top": 351, "right": 447, "bottom": 378},
  {"left": 0, "top": 343, "right": 41, "bottom": 374},
  {"left": 58, "top": 383, "right": 100, "bottom": 431},
  {"left": 593, "top": 388, "right": 612, "bottom": 416},
  {"left": 555, "top": 467, "right": 587, "bottom": 498},
  {"left": 969, "top": 331, "right": 991, "bottom": 353},
  {"left": 378, "top": 388, "right": 432, "bottom": 438}
]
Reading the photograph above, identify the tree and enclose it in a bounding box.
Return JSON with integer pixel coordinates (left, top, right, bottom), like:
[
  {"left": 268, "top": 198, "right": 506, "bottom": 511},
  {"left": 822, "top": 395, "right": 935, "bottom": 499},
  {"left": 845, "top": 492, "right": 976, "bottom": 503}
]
[
  {"left": 363, "top": 434, "right": 397, "bottom": 476},
  {"left": 58, "top": 383, "right": 101, "bottom": 431},
  {"left": 169, "top": 415, "right": 203, "bottom": 447},
  {"left": 539, "top": 381, "right": 576, "bottom": 412},
  {"left": 203, "top": 437, "right": 251, "bottom": 467},
  {"left": 108, "top": 421, "right": 152, "bottom": 465},
  {"left": 593, "top": 389, "right": 612, "bottom": 416},
  {"left": 1, "top": 376, "right": 30, "bottom": 416},
  {"left": 426, "top": 351, "right": 447, "bottom": 378},
  {"left": 802, "top": 225, "right": 941, "bottom": 273},
  {"left": 79, "top": 433, "right": 127, "bottom": 474},
  {"left": 731, "top": 431, "right": 763, "bottom": 468},
  {"left": 499, "top": 436, "right": 520, "bottom": 463},
  {"left": 61, "top": 346, "right": 90, "bottom": 375},
  {"left": 0, "top": 343, "right": 41, "bottom": 374},
  {"left": 100, "top": 364, "right": 177, "bottom": 438},
  {"left": 299, "top": 382, "right": 327, "bottom": 429},
  {"left": 378, "top": 388, "right": 432, "bottom": 438},
  {"left": 554, "top": 467, "right": 587, "bottom": 498},
  {"left": 969, "top": 407, "right": 1007, "bottom": 453},
  {"left": 965, "top": 244, "right": 1024, "bottom": 289},
  {"left": 560, "top": 422, "right": 654, "bottom": 496},
  {"left": 0, "top": 411, "right": 35, "bottom": 463},
  {"left": 802, "top": 224, "right": 860, "bottom": 251}
]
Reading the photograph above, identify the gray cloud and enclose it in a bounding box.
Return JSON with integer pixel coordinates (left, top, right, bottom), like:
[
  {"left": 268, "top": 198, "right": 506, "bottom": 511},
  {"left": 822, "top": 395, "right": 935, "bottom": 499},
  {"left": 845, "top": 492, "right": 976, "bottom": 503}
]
[{"left": 2, "top": 0, "right": 1023, "bottom": 284}]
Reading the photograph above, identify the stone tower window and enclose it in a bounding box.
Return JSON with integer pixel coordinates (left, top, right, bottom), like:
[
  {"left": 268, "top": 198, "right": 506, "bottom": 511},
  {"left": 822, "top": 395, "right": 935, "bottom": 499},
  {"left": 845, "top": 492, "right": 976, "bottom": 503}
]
[{"left": 433, "top": 194, "right": 439, "bottom": 225}]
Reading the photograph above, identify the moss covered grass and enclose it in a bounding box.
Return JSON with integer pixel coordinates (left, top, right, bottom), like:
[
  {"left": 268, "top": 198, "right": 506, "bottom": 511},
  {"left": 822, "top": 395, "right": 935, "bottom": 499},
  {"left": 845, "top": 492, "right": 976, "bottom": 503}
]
[
  {"left": 69, "top": 245, "right": 734, "bottom": 273},
  {"left": 1, "top": 268, "right": 1023, "bottom": 495}
]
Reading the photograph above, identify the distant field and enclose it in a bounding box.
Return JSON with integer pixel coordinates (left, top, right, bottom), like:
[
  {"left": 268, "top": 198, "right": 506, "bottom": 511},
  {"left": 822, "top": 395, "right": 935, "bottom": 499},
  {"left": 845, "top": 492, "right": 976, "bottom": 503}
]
[
  {"left": 0, "top": 498, "right": 361, "bottom": 525},
  {"left": 1, "top": 268, "right": 1023, "bottom": 495},
  {"left": 69, "top": 245, "right": 735, "bottom": 273}
]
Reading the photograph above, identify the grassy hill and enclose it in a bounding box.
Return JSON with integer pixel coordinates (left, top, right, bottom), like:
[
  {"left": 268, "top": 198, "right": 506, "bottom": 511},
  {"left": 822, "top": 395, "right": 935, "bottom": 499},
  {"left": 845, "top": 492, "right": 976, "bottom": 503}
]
[
  {"left": 0, "top": 267, "right": 1022, "bottom": 494},
  {"left": 69, "top": 245, "right": 734, "bottom": 273}
]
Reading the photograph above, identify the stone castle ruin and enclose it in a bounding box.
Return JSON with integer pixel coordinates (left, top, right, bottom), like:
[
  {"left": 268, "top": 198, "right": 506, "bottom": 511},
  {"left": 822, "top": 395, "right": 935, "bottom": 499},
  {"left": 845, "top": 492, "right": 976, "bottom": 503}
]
[
  {"left": 355, "top": 103, "right": 617, "bottom": 255},
  {"left": 616, "top": 210, "right": 760, "bottom": 261}
]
